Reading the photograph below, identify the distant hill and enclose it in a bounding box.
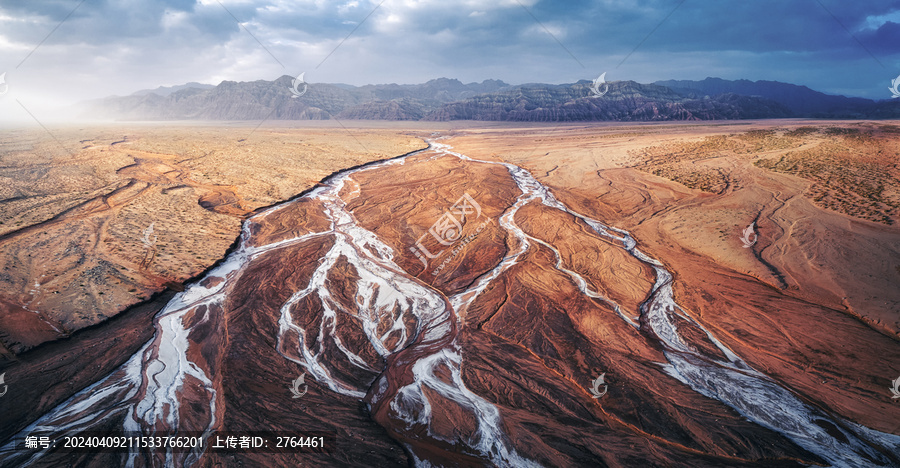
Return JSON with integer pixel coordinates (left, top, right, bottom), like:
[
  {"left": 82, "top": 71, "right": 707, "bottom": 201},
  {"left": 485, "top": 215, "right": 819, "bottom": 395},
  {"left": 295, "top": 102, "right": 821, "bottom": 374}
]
[
  {"left": 78, "top": 77, "right": 512, "bottom": 121},
  {"left": 131, "top": 82, "right": 215, "bottom": 97},
  {"left": 77, "top": 76, "right": 900, "bottom": 121},
  {"left": 424, "top": 81, "right": 792, "bottom": 121},
  {"left": 654, "top": 78, "right": 879, "bottom": 117}
]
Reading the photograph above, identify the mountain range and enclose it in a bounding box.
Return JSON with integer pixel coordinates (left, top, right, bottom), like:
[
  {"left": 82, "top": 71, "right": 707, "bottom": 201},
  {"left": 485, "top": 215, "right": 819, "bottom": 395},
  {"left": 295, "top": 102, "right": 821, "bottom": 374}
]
[{"left": 77, "top": 76, "right": 900, "bottom": 121}]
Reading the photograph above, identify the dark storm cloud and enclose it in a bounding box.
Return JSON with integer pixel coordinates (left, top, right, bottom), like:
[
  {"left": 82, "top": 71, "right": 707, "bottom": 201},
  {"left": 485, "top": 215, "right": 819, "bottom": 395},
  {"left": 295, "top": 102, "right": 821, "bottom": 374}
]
[
  {"left": 0, "top": 0, "right": 899, "bottom": 111},
  {"left": 3, "top": 1, "right": 898, "bottom": 56},
  {"left": 515, "top": 1, "right": 900, "bottom": 63},
  {"left": 862, "top": 21, "right": 900, "bottom": 55},
  {"left": 0, "top": 0, "right": 240, "bottom": 77}
]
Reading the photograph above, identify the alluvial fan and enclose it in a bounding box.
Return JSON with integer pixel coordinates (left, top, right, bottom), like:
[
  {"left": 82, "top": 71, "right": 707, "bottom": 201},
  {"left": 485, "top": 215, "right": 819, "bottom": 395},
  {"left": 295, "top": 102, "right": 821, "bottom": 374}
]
[{"left": 2, "top": 138, "right": 898, "bottom": 467}]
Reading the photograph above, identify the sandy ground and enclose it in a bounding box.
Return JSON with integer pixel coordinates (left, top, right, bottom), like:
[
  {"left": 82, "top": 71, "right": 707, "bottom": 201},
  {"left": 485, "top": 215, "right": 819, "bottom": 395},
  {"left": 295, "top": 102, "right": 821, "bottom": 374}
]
[
  {"left": 2, "top": 119, "right": 897, "bottom": 353},
  {"left": 446, "top": 120, "right": 900, "bottom": 339},
  {"left": 0, "top": 123, "right": 425, "bottom": 356},
  {"left": 1, "top": 120, "right": 898, "bottom": 466}
]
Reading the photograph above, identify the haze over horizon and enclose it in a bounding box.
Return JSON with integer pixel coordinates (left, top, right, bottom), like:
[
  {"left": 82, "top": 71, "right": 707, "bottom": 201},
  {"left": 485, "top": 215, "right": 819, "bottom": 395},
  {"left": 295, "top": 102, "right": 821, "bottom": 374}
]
[{"left": 1, "top": 0, "right": 900, "bottom": 124}]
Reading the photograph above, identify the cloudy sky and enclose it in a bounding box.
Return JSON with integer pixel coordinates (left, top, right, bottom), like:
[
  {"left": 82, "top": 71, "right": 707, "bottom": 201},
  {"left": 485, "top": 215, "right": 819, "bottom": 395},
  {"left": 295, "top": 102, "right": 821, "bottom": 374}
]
[{"left": 1, "top": 0, "right": 899, "bottom": 120}]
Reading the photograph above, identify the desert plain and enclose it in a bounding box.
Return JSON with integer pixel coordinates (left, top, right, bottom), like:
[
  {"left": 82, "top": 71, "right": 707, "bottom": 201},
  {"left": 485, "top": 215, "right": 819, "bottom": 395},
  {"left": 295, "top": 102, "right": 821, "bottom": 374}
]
[
  {"left": 0, "top": 123, "right": 425, "bottom": 355},
  {"left": 0, "top": 119, "right": 898, "bottom": 467}
]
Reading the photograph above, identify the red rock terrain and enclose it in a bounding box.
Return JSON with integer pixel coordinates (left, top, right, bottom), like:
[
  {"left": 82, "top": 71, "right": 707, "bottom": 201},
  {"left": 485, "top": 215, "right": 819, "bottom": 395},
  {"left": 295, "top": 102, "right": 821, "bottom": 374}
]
[
  {"left": 0, "top": 126, "right": 423, "bottom": 359},
  {"left": 1, "top": 125, "right": 898, "bottom": 467}
]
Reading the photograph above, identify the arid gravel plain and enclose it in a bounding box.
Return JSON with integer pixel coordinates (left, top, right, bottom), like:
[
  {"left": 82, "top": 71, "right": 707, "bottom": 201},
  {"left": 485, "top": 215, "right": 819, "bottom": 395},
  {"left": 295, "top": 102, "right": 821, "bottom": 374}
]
[
  {"left": 0, "top": 123, "right": 426, "bottom": 355},
  {"left": 0, "top": 120, "right": 898, "bottom": 466}
]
